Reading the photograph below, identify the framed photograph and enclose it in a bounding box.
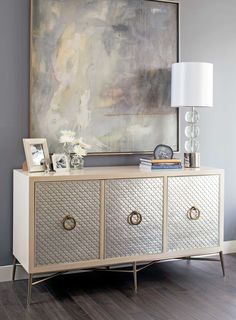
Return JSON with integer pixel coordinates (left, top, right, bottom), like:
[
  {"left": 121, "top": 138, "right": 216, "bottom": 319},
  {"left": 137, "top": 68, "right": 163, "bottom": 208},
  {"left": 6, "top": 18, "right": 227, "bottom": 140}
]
[
  {"left": 30, "top": 0, "right": 179, "bottom": 155},
  {"left": 52, "top": 154, "right": 69, "bottom": 172},
  {"left": 23, "top": 138, "right": 50, "bottom": 172}
]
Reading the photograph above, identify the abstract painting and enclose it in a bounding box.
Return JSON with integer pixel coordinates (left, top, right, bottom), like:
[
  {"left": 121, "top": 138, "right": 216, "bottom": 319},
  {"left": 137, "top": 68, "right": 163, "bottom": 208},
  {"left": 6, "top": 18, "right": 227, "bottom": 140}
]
[{"left": 30, "top": 0, "right": 179, "bottom": 154}]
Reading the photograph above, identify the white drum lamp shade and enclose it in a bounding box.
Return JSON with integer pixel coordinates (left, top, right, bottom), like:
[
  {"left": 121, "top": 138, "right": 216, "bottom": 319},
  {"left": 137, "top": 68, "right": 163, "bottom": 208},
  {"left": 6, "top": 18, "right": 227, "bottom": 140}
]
[
  {"left": 171, "top": 62, "right": 213, "bottom": 107},
  {"left": 171, "top": 62, "right": 214, "bottom": 168}
]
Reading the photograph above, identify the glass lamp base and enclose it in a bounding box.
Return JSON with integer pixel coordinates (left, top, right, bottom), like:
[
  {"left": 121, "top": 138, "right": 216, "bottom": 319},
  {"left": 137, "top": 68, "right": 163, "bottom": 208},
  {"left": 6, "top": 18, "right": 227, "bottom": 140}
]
[
  {"left": 184, "top": 108, "right": 200, "bottom": 154},
  {"left": 184, "top": 152, "right": 200, "bottom": 168}
]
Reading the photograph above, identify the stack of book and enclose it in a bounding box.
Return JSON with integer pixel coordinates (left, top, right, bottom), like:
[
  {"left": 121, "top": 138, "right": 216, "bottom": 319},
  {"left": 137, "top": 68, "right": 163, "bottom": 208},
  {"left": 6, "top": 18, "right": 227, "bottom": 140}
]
[{"left": 139, "top": 158, "right": 182, "bottom": 170}]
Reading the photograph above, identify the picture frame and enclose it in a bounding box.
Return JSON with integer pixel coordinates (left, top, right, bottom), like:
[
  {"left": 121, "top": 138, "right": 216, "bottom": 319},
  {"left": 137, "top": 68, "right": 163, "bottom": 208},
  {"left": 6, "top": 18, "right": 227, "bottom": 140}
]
[
  {"left": 51, "top": 154, "right": 70, "bottom": 172},
  {"left": 29, "top": 0, "right": 180, "bottom": 155},
  {"left": 23, "top": 138, "right": 50, "bottom": 172}
]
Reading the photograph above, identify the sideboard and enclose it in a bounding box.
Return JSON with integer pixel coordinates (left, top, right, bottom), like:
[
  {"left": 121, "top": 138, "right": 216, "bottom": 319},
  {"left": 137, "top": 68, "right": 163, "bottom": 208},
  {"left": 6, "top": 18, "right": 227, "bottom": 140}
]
[{"left": 13, "top": 166, "right": 224, "bottom": 304}]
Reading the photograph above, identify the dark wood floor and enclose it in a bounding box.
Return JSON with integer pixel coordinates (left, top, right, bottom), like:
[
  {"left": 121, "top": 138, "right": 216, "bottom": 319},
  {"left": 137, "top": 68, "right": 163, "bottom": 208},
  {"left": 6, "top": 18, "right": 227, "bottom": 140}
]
[{"left": 1, "top": 254, "right": 236, "bottom": 320}]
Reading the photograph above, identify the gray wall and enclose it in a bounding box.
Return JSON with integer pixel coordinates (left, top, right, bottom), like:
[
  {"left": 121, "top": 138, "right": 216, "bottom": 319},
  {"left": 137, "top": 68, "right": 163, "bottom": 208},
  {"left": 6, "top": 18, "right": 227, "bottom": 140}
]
[
  {"left": 0, "top": 0, "right": 29, "bottom": 266},
  {"left": 0, "top": 0, "right": 236, "bottom": 266},
  {"left": 179, "top": 0, "right": 236, "bottom": 241}
]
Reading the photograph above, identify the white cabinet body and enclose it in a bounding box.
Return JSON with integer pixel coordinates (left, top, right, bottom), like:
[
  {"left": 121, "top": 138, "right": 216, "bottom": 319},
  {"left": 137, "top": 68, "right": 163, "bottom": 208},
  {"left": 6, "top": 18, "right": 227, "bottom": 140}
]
[{"left": 13, "top": 166, "right": 224, "bottom": 275}]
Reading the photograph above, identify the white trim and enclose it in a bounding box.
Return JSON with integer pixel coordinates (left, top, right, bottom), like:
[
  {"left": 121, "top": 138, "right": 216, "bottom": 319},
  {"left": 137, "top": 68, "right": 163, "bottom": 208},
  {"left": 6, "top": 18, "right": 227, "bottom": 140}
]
[
  {"left": 223, "top": 240, "right": 236, "bottom": 254},
  {"left": 0, "top": 264, "right": 28, "bottom": 282},
  {"left": 1, "top": 241, "right": 235, "bottom": 283}
]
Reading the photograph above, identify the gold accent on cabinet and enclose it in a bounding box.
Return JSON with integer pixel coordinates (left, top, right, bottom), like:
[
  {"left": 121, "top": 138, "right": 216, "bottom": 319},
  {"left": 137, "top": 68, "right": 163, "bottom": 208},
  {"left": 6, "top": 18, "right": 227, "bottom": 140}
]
[
  {"left": 127, "top": 211, "right": 142, "bottom": 226},
  {"left": 62, "top": 215, "right": 76, "bottom": 231},
  {"left": 187, "top": 206, "right": 201, "bottom": 221}
]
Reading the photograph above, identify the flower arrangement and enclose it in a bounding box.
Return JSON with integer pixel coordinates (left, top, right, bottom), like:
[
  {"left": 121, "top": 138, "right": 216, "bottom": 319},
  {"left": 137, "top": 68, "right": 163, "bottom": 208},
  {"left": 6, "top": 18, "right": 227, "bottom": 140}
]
[{"left": 59, "top": 130, "right": 91, "bottom": 158}]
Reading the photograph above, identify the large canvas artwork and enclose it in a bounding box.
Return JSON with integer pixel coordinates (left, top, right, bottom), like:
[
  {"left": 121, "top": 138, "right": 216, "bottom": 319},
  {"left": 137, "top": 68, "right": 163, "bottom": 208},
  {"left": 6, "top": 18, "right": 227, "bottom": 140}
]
[{"left": 30, "top": 0, "right": 179, "bottom": 154}]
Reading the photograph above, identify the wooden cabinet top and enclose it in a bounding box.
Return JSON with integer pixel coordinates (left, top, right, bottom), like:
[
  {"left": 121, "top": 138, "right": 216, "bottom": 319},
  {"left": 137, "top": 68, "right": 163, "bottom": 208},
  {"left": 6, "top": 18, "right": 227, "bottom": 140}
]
[{"left": 14, "top": 166, "right": 224, "bottom": 182}]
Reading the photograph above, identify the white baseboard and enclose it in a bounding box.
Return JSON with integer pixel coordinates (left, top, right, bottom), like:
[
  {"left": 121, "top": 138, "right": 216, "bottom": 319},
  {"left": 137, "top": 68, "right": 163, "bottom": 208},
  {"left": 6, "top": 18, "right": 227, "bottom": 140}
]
[
  {"left": 223, "top": 240, "right": 236, "bottom": 254},
  {"left": 0, "top": 264, "right": 28, "bottom": 283},
  {"left": 1, "top": 241, "right": 236, "bottom": 283}
]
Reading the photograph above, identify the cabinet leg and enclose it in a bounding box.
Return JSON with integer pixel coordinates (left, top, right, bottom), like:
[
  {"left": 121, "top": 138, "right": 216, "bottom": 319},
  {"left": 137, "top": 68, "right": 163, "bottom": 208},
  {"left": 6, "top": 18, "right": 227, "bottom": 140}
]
[
  {"left": 186, "top": 256, "right": 191, "bottom": 264},
  {"left": 27, "top": 274, "right": 33, "bottom": 306},
  {"left": 219, "top": 251, "right": 225, "bottom": 277},
  {"left": 12, "top": 256, "right": 17, "bottom": 281},
  {"left": 133, "top": 262, "right": 138, "bottom": 293}
]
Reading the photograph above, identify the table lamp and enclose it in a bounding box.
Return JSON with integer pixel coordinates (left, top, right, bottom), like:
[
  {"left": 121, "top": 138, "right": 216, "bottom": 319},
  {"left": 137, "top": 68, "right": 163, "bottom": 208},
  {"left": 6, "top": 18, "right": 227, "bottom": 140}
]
[{"left": 171, "top": 62, "right": 213, "bottom": 168}]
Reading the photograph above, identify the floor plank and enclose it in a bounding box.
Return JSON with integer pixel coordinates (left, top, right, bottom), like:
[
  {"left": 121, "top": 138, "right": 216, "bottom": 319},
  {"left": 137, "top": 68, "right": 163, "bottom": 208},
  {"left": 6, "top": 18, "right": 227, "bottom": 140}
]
[{"left": 0, "top": 253, "right": 236, "bottom": 320}]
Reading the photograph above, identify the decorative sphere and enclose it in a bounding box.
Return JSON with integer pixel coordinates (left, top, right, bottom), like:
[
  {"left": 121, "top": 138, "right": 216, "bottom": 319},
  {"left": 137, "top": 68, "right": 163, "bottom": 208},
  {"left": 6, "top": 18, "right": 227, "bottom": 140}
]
[
  {"left": 185, "top": 125, "right": 200, "bottom": 138},
  {"left": 185, "top": 139, "right": 200, "bottom": 153},
  {"left": 185, "top": 110, "right": 200, "bottom": 123}
]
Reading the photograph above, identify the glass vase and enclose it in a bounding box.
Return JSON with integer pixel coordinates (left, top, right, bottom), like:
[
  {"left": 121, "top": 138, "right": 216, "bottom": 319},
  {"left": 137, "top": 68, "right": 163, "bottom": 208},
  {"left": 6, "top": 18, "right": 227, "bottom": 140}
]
[{"left": 70, "top": 153, "right": 84, "bottom": 170}]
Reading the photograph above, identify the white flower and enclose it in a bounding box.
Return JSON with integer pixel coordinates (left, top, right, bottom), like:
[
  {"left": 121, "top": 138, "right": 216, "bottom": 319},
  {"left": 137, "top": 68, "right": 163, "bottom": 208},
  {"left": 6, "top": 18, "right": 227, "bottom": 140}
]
[
  {"left": 58, "top": 130, "right": 91, "bottom": 157},
  {"left": 73, "top": 137, "right": 91, "bottom": 150},
  {"left": 73, "top": 138, "right": 82, "bottom": 145},
  {"left": 59, "top": 130, "right": 76, "bottom": 144},
  {"left": 73, "top": 145, "right": 87, "bottom": 157}
]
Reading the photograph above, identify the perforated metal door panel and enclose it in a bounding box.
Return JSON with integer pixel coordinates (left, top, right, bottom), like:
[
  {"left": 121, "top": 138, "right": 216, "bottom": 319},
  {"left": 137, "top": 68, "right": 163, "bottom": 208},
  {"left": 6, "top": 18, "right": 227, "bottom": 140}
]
[
  {"left": 105, "top": 178, "right": 163, "bottom": 258},
  {"left": 35, "top": 180, "right": 100, "bottom": 266},
  {"left": 168, "top": 175, "right": 220, "bottom": 252}
]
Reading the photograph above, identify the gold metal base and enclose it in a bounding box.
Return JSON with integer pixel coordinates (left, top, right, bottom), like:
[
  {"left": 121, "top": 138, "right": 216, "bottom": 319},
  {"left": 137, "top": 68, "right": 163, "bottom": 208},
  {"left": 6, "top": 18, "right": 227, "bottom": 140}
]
[
  {"left": 182, "top": 251, "right": 225, "bottom": 276},
  {"left": 96, "top": 252, "right": 225, "bottom": 292},
  {"left": 28, "top": 271, "right": 69, "bottom": 305},
  {"left": 27, "top": 274, "right": 33, "bottom": 306},
  {"left": 12, "top": 252, "right": 225, "bottom": 305},
  {"left": 96, "top": 261, "right": 156, "bottom": 293},
  {"left": 220, "top": 251, "right": 225, "bottom": 276},
  {"left": 12, "top": 256, "right": 17, "bottom": 281}
]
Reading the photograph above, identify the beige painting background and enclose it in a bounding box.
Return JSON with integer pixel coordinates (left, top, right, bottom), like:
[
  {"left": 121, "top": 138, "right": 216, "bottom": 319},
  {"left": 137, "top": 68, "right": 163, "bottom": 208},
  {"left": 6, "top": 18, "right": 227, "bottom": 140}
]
[{"left": 31, "top": 0, "right": 178, "bottom": 153}]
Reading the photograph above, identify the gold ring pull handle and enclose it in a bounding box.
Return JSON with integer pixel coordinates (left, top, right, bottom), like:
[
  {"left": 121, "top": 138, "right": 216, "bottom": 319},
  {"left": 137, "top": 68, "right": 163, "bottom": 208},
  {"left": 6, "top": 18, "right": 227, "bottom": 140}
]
[
  {"left": 62, "top": 215, "right": 76, "bottom": 231},
  {"left": 187, "top": 206, "right": 200, "bottom": 220},
  {"left": 127, "top": 211, "right": 142, "bottom": 226}
]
